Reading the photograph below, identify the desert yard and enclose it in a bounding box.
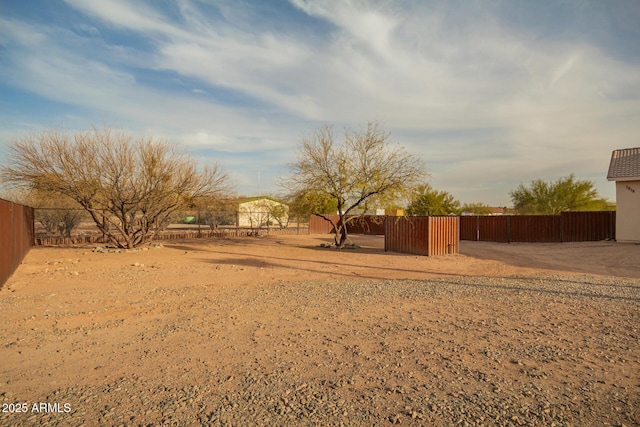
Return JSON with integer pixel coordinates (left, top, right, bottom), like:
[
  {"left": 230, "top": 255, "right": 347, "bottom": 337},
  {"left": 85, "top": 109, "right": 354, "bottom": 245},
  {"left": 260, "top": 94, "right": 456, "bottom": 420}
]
[{"left": 0, "top": 235, "right": 638, "bottom": 426}]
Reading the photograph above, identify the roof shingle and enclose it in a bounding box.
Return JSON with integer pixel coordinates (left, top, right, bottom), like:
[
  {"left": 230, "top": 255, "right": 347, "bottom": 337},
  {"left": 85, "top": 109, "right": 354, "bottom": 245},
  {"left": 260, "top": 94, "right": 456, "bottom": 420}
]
[{"left": 607, "top": 147, "right": 640, "bottom": 181}]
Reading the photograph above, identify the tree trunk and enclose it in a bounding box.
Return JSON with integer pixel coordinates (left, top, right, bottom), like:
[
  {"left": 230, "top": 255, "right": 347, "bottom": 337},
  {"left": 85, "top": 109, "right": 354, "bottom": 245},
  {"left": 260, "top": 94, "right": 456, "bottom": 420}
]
[{"left": 336, "top": 215, "right": 349, "bottom": 249}]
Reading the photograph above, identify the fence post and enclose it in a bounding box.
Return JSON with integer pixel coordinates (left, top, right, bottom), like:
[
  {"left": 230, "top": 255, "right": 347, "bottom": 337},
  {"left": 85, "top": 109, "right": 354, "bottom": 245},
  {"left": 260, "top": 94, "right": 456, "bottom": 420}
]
[
  {"left": 611, "top": 211, "right": 616, "bottom": 241},
  {"left": 506, "top": 215, "right": 511, "bottom": 244},
  {"left": 427, "top": 216, "right": 432, "bottom": 256},
  {"left": 384, "top": 215, "right": 388, "bottom": 252},
  {"left": 10, "top": 202, "right": 15, "bottom": 279}
]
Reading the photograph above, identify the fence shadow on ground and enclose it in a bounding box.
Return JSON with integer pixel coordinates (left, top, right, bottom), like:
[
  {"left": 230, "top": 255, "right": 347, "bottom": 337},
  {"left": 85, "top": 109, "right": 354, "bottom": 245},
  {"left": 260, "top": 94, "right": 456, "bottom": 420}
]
[
  {"left": 199, "top": 255, "right": 461, "bottom": 281},
  {"left": 165, "top": 235, "right": 639, "bottom": 279},
  {"left": 166, "top": 235, "right": 440, "bottom": 261},
  {"left": 199, "top": 255, "right": 639, "bottom": 301}
]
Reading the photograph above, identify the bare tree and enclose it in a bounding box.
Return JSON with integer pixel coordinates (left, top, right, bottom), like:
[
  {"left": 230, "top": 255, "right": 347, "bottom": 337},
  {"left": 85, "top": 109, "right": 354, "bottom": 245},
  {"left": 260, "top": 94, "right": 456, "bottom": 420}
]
[
  {"left": 1, "top": 179, "right": 85, "bottom": 238},
  {"left": 284, "top": 121, "right": 426, "bottom": 248},
  {"left": 30, "top": 190, "right": 86, "bottom": 237},
  {"left": 0, "top": 187, "right": 30, "bottom": 205},
  {"left": 194, "top": 197, "right": 237, "bottom": 230},
  {"left": 2, "top": 127, "right": 232, "bottom": 248}
]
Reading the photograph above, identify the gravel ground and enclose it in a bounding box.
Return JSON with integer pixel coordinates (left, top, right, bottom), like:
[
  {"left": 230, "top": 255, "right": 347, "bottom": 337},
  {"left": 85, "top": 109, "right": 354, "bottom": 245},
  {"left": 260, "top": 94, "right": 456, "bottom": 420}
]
[{"left": 1, "top": 273, "right": 638, "bottom": 426}]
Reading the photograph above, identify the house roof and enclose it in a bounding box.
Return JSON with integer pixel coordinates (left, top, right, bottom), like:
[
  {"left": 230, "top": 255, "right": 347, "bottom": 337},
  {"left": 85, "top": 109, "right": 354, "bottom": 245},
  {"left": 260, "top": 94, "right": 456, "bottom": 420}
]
[
  {"left": 607, "top": 147, "right": 640, "bottom": 181},
  {"left": 216, "top": 196, "right": 287, "bottom": 205},
  {"left": 486, "top": 207, "right": 515, "bottom": 215},
  {"left": 237, "top": 196, "right": 287, "bottom": 205}
]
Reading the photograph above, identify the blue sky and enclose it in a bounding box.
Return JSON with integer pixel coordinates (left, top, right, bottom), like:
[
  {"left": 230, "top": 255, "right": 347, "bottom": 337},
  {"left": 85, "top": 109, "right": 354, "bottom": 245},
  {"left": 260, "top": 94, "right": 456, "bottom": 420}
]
[{"left": 1, "top": 0, "right": 639, "bottom": 206}]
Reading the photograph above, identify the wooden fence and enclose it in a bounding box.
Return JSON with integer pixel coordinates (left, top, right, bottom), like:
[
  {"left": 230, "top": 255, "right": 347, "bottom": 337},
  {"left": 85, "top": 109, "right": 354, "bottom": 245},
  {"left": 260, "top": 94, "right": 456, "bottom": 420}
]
[
  {"left": 308, "top": 215, "right": 385, "bottom": 235},
  {"left": 385, "top": 216, "right": 459, "bottom": 256},
  {"left": 0, "top": 199, "right": 35, "bottom": 287},
  {"left": 34, "top": 227, "right": 308, "bottom": 246},
  {"left": 309, "top": 215, "right": 459, "bottom": 256},
  {"left": 460, "top": 211, "right": 615, "bottom": 243}
]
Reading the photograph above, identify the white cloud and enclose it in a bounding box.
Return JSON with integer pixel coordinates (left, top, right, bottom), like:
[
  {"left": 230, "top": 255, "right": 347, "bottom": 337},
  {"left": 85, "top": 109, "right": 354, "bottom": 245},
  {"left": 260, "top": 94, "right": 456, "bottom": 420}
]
[
  {"left": 63, "top": 0, "right": 179, "bottom": 37},
  {"left": 2, "top": 0, "right": 638, "bottom": 203},
  {"left": 290, "top": 0, "right": 399, "bottom": 57},
  {"left": 0, "top": 15, "right": 305, "bottom": 151}
]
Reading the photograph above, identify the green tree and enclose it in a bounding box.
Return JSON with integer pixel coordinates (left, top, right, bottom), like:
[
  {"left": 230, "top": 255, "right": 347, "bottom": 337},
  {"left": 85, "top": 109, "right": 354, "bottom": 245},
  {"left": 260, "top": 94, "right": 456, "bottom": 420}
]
[
  {"left": 287, "top": 190, "right": 338, "bottom": 226},
  {"left": 406, "top": 184, "right": 460, "bottom": 216},
  {"left": 460, "top": 202, "right": 494, "bottom": 215},
  {"left": 284, "top": 121, "right": 426, "bottom": 248},
  {"left": 509, "top": 174, "right": 609, "bottom": 214}
]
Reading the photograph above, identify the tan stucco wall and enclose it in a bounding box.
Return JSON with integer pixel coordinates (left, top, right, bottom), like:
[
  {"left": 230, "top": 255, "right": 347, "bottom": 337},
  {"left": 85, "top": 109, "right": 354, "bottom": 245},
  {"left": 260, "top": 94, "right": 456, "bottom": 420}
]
[
  {"left": 616, "top": 180, "right": 640, "bottom": 242},
  {"left": 238, "top": 199, "right": 289, "bottom": 228}
]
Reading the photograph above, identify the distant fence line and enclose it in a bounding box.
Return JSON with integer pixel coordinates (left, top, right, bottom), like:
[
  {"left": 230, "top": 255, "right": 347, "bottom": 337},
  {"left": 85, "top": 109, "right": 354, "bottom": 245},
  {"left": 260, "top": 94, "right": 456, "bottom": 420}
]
[
  {"left": 32, "top": 208, "right": 302, "bottom": 237},
  {"left": 1, "top": 199, "right": 35, "bottom": 287},
  {"left": 459, "top": 211, "right": 615, "bottom": 243},
  {"left": 35, "top": 227, "right": 309, "bottom": 246},
  {"left": 12, "top": 208, "right": 619, "bottom": 260},
  {"left": 309, "top": 211, "right": 615, "bottom": 248},
  {"left": 308, "top": 215, "right": 386, "bottom": 235},
  {"left": 34, "top": 226, "right": 308, "bottom": 246}
]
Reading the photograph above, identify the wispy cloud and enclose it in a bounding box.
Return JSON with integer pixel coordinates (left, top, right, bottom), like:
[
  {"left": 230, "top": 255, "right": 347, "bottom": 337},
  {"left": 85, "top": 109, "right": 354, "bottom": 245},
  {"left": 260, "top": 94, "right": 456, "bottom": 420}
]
[{"left": 1, "top": 0, "right": 638, "bottom": 204}]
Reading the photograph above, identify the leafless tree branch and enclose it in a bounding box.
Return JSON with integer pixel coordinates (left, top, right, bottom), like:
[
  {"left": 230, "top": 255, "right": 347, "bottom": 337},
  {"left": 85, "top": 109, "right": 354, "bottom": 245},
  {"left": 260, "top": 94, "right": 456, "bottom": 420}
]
[{"left": 2, "top": 127, "right": 233, "bottom": 248}]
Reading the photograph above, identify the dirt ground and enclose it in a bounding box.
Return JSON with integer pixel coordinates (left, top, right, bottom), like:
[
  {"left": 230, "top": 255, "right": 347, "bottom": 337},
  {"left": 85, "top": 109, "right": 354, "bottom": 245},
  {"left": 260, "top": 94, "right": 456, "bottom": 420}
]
[{"left": 1, "top": 235, "right": 638, "bottom": 426}]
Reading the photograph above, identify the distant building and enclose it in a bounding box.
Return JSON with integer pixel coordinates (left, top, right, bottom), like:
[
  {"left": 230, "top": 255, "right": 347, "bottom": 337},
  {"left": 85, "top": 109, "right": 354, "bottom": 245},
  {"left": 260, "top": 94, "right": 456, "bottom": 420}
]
[
  {"left": 385, "top": 209, "right": 404, "bottom": 217},
  {"left": 342, "top": 208, "right": 386, "bottom": 216},
  {"left": 607, "top": 147, "right": 640, "bottom": 242},
  {"left": 237, "top": 197, "right": 289, "bottom": 228},
  {"left": 460, "top": 207, "right": 514, "bottom": 216}
]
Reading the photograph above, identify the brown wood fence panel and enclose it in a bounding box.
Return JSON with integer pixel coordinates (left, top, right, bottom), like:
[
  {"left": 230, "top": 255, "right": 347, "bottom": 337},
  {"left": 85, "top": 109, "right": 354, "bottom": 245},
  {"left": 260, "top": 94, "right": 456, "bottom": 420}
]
[
  {"left": 0, "top": 200, "right": 11, "bottom": 286},
  {"left": 13, "top": 203, "right": 35, "bottom": 262},
  {"left": 348, "top": 216, "right": 386, "bottom": 235},
  {"left": 459, "top": 216, "right": 478, "bottom": 241},
  {"left": 309, "top": 215, "right": 338, "bottom": 234},
  {"left": 510, "top": 215, "right": 561, "bottom": 242},
  {"left": 385, "top": 216, "right": 427, "bottom": 255},
  {"left": 308, "top": 215, "right": 385, "bottom": 235},
  {"left": 561, "top": 211, "right": 616, "bottom": 242},
  {"left": 428, "top": 216, "right": 460, "bottom": 255},
  {"left": 1, "top": 199, "right": 35, "bottom": 287},
  {"left": 385, "top": 216, "right": 459, "bottom": 256},
  {"left": 479, "top": 215, "right": 509, "bottom": 242},
  {"left": 460, "top": 211, "right": 616, "bottom": 243}
]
